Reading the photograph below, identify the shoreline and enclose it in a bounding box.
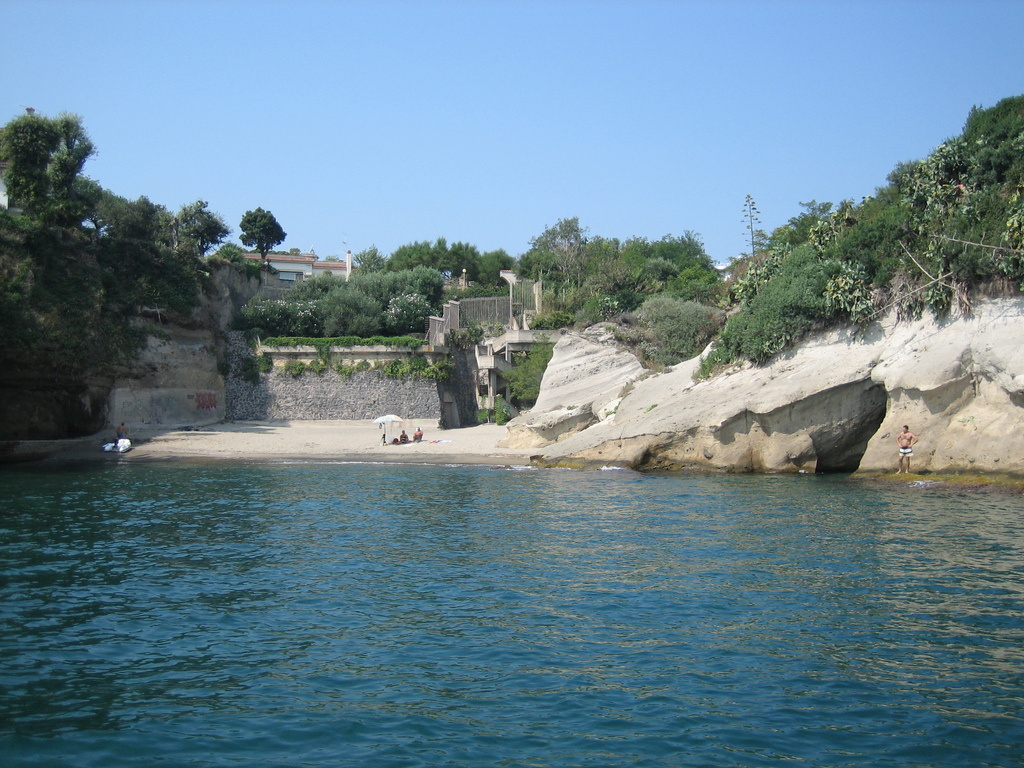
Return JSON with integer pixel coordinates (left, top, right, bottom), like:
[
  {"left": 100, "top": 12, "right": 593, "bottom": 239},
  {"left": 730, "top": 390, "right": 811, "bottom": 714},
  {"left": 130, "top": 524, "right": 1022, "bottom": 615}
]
[
  {"left": 17, "top": 419, "right": 539, "bottom": 468},
  {"left": 7, "top": 423, "right": 1024, "bottom": 491}
]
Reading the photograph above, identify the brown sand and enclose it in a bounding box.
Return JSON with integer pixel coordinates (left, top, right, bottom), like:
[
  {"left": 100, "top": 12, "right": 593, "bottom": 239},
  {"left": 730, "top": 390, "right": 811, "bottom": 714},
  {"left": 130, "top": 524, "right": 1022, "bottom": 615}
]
[{"left": 112, "top": 419, "right": 537, "bottom": 466}]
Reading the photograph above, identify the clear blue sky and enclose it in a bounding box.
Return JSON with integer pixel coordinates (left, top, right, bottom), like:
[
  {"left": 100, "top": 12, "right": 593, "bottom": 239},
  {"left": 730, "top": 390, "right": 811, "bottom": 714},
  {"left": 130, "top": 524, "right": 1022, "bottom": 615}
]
[{"left": 3, "top": 0, "right": 1023, "bottom": 264}]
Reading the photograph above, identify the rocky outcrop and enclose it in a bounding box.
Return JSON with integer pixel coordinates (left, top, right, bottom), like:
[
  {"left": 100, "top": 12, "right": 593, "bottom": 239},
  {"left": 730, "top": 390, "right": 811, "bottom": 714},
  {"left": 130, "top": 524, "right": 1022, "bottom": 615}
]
[
  {"left": 499, "top": 325, "right": 645, "bottom": 448},
  {"left": 532, "top": 298, "right": 1024, "bottom": 475},
  {"left": 0, "top": 263, "right": 260, "bottom": 442}
]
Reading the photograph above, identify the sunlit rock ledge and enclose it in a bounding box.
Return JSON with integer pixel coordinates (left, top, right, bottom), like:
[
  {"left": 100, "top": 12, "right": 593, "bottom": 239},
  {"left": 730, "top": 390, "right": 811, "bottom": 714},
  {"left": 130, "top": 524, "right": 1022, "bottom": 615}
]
[{"left": 520, "top": 298, "right": 1024, "bottom": 476}]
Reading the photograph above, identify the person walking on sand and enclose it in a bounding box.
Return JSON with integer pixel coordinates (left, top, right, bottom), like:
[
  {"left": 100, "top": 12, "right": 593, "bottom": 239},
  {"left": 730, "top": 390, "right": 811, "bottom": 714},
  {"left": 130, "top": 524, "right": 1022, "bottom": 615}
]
[{"left": 896, "top": 425, "right": 918, "bottom": 474}]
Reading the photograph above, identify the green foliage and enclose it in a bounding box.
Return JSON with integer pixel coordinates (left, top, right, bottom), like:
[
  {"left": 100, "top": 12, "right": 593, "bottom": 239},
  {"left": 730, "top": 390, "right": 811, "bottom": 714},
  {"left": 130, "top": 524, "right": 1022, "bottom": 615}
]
[
  {"left": 732, "top": 251, "right": 783, "bottom": 305},
  {"left": 234, "top": 267, "right": 444, "bottom": 339},
  {"left": 697, "top": 95, "right": 1024, "bottom": 370},
  {"left": 493, "top": 395, "right": 511, "bottom": 425},
  {"left": 525, "top": 217, "right": 589, "bottom": 288},
  {"left": 212, "top": 242, "right": 262, "bottom": 280},
  {"left": 0, "top": 111, "right": 95, "bottom": 225},
  {"left": 638, "top": 295, "right": 724, "bottom": 365},
  {"left": 446, "top": 325, "right": 484, "bottom": 348},
  {"left": 389, "top": 237, "right": 481, "bottom": 282},
  {"left": 240, "top": 352, "right": 273, "bottom": 383},
  {"left": 385, "top": 292, "right": 432, "bottom": 334},
  {"left": 530, "top": 310, "right": 575, "bottom": 329},
  {"left": 504, "top": 335, "right": 553, "bottom": 406},
  {"left": 354, "top": 245, "right": 387, "bottom": 273},
  {"left": 817, "top": 192, "right": 910, "bottom": 286},
  {"left": 822, "top": 260, "right": 874, "bottom": 322},
  {"left": 376, "top": 354, "right": 453, "bottom": 381},
  {"left": 320, "top": 286, "right": 383, "bottom": 337},
  {"left": 447, "top": 283, "right": 508, "bottom": 299},
  {"left": 519, "top": 224, "right": 721, "bottom": 320},
  {"left": 351, "top": 265, "right": 444, "bottom": 308},
  {"left": 577, "top": 295, "right": 622, "bottom": 325},
  {"left": 962, "top": 97, "right": 1024, "bottom": 188},
  {"left": 281, "top": 360, "right": 307, "bottom": 377},
  {"left": 0, "top": 107, "right": 216, "bottom": 378},
  {"left": 769, "top": 200, "right": 834, "bottom": 250},
  {"left": 477, "top": 249, "right": 515, "bottom": 286},
  {"left": 96, "top": 191, "right": 202, "bottom": 314},
  {"left": 173, "top": 200, "right": 230, "bottom": 258},
  {"left": 239, "top": 207, "right": 286, "bottom": 258},
  {"left": 238, "top": 296, "right": 321, "bottom": 337},
  {"left": 695, "top": 347, "right": 731, "bottom": 380},
  {"left": 263, "top": 335, "right": 425, "bottom": 351},
  {"left": 718, "top": 246, "right": 830, "bottom": 364}
]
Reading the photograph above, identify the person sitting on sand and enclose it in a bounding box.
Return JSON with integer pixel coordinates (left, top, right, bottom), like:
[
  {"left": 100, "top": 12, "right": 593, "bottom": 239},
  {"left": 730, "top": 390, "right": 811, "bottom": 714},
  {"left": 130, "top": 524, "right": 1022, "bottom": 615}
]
[
  {"left": 413, "top": 427, "right": 423, "bottom": 442},
  {"left": 399, "top": 430, "right": 409, "bottom": 444},
  {"left": 116, "top": 422, "right": 129, "bottom": 441}
]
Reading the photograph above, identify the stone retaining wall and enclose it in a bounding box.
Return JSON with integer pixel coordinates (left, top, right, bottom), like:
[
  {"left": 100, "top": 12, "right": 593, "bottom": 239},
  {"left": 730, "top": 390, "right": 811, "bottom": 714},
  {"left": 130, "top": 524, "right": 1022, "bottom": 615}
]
[{"left": 225, "top": 331, "right": 458, "bottom": 423}]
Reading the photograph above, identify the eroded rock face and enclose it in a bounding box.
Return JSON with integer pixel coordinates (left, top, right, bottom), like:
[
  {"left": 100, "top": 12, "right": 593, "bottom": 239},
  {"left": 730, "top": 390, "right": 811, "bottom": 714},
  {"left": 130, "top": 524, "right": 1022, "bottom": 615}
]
[
  {"left": 534, "top": 298, "right": 1024, "bottom": 476},
  {"left": 498, "top": 325, "right": 644, "bottom": 449},
  {"left": 0, "top": 264, "right": 260, "bottom": 441}
]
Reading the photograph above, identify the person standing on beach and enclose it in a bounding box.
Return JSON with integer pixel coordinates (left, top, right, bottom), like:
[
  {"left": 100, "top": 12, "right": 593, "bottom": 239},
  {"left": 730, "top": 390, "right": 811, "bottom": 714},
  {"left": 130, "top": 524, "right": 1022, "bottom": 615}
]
[{"left": 896, "top": 425, "right": 918, "bottom": 474}]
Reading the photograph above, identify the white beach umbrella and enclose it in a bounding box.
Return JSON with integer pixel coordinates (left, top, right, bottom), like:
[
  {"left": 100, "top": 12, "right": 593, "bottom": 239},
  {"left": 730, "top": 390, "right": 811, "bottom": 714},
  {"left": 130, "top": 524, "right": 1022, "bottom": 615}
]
[{"left": 374, "top": 414, "right": 403, "bottom": 442}]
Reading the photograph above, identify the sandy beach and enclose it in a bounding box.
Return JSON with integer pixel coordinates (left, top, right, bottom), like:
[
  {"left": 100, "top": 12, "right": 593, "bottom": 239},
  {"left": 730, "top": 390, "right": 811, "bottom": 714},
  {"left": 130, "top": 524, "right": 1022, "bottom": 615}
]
[{"left": 105, "top": 419, "right": 538, "bottom": 466}]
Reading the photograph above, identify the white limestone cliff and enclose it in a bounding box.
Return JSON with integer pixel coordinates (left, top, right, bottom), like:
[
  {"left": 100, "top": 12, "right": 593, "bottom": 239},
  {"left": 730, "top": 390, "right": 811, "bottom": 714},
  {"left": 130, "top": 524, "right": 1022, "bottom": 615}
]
[
  {"left": 499, "top": 325, "right": 645, "bottom": 449},
  {"left": 527, "top": 298, "right": 1024, "bottom": 475}
]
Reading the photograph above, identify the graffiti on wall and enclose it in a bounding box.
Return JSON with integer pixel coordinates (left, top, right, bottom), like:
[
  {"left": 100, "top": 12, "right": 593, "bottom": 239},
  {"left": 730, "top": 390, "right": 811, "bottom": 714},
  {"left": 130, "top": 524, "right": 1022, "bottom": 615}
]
[{"left": 194, "top": 392, "right": 218, "bottom": 411}]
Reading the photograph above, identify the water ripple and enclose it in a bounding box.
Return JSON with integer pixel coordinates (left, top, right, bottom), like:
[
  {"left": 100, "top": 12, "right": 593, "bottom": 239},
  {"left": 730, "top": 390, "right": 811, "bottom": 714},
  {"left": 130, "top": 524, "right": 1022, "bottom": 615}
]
[{"left": 1, "top": 465, "right": 1022, "bottom": 766}]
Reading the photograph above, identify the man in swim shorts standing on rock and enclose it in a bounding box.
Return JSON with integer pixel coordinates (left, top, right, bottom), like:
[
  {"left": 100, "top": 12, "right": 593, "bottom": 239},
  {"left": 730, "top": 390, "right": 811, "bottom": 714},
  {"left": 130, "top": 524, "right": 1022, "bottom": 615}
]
[{"left": 896, "top": 425, "right": 919, "bottom": 474}]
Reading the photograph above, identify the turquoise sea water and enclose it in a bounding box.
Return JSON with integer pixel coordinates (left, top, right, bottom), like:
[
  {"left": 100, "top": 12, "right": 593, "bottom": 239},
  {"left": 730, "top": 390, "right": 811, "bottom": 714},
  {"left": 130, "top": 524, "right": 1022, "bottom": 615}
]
[{"left": 1, "top": 460, "right": 1023, "bottom": 767}]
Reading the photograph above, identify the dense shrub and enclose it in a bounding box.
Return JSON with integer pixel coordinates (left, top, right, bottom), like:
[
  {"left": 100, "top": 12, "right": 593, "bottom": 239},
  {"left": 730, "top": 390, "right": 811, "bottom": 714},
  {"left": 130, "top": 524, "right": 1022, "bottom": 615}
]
[
  {"left": 235, "top": 267, "right": 444, "bottom": 339},
  {"left": 236, "top": 296, "right": 305, "bottom": 337},
  {"left": 320, "top": 287, "right": 382, "bottom": 337},
  {"left": 385, "top": 292, "right": 433, "bottom": 334},
  {"left": 638, "top": 295, "right": 723, "bottom": 365},
  {"left": 530, "top": 310, "right": 575, "bottom": 329},
  {"left": 717, "top": 246, "right": 829, "bottom": 364},
  {"left": 504, "top": 336, "right": 554, "bottom": 406}
]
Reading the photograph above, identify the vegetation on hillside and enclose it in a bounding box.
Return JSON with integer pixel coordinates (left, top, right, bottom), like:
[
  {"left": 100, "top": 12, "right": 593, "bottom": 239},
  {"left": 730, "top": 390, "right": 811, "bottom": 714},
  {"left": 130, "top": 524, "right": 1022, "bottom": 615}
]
[
  {"left": 3, "top": 95, "right": 1022, "bottom": 396},
  {"left": 702, "top": 95, "right": 1024, "bottom": 371},
  {"left": 0, "top": 111, "right": 233, "bottom": 368}
]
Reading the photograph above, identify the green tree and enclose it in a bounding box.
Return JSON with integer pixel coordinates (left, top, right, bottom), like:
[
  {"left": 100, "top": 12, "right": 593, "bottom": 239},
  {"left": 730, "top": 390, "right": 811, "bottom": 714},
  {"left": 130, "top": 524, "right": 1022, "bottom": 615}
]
[
  {"left": 354, "top": 245, "right": 387, "bottom": 273},
  {"left": 477, "top": 248, "right": 515, "bottom": 286},
  {"left": 239, "top": 207, "right": 286, "bottom": 259},
  {"left": 95, "top": 192, "right": 199, "bottom": 314},
  {"left": 172, "top": 200, "right": 230, "bottom": 258},
  {"left": 214, "top": 242, "right": 246, "bottom": 263},
  {"left": 528, "top": 217, "right": 589, "bottom": 288},
  {"left": 0, "top": 111, "right": 95, "bottom": 225},
  {"left": 389, "top": 237, "right": 481, "bottom": 281}
]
